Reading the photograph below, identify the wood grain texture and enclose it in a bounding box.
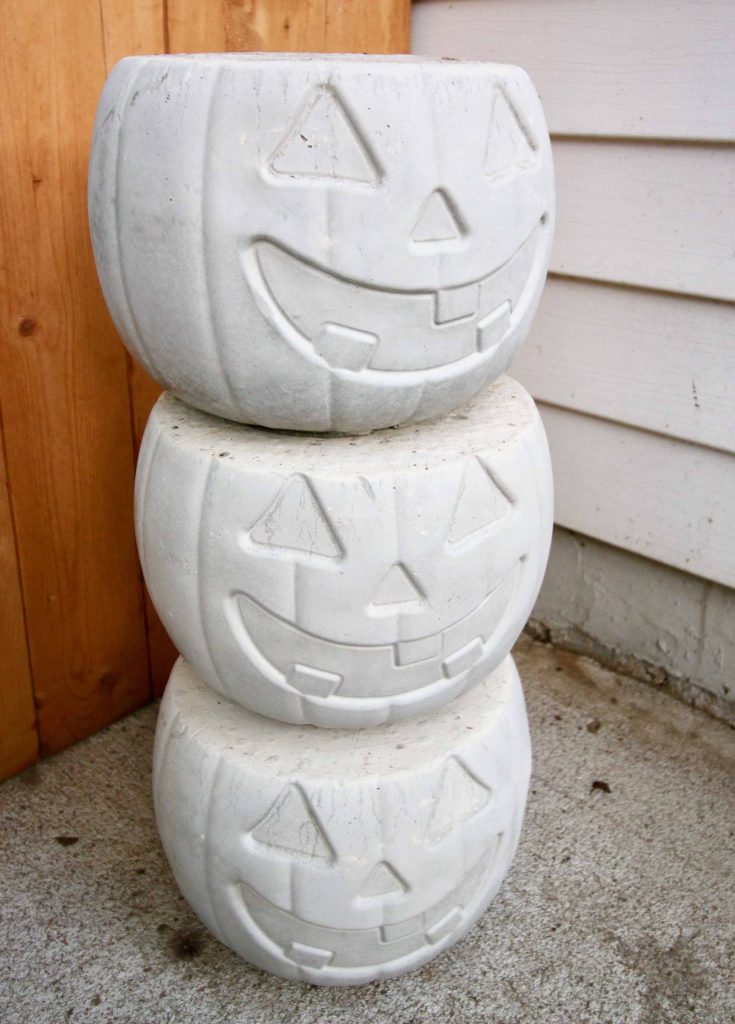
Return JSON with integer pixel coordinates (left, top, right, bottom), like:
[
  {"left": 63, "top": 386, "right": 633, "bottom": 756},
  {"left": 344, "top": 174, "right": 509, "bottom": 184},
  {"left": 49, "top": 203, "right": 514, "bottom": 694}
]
[
  {"left": 0, "top": 427, "right": 38, "bottom": 781},
  {"left": 412, "top": 0, "right": 735, "bottom": 142},
  {"left": 167, "top": 0, "right": 325, "bottom": 53},
  {"left": 100, "top": 0, "right": 165, "bottom": 61},
  {"left": 167, "top": 0, "right": 410, "bottom": 54},
  {"left": 0, "top": 0, "right": 418, "bottom": 770},
  {"left": 326, "top": 0, "right": 411, "bottom": 52},
  {"left": 0, "top": 0, "right": 152, "bottom": 754},
  {"left": 540, "top": 403, "right": 735, "bottom": 590},
  {"left": 513, "top": 278, "right": 735, "bottom": 456},
  {"left": 550, "top": 140, "right": 735, "bottom": 303}
]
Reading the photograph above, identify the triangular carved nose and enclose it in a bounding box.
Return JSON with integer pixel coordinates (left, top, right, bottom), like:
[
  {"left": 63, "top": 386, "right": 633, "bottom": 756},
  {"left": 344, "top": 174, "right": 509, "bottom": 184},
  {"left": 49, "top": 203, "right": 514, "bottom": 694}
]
[
  {"left": 368, "top": 562, "right": 423, "bottom": 612},
  {"left": 411, "top": 189, "right": 463, "bottom": 244},
  {"left": 359, "top": 861, "right": 407, "bottom": 898}
]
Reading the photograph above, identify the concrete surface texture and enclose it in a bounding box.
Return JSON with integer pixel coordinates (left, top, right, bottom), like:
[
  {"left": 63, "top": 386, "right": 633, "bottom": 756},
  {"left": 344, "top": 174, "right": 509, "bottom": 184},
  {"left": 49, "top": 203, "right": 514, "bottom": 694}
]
[
  {"left": 533, "top": 526, "right": 735, "bottom": 721},
  {"left": 89, "top": 54, "right": 554, "bottom": 433},
  {"left": 136, "top": 379, "right": 552, "bottom": 728},
  {"left": 153, "top": 656, "right": 531, "bottom": 984},
  {"left": 1, "top": 635, "right": 733, "bottom": 1023}
]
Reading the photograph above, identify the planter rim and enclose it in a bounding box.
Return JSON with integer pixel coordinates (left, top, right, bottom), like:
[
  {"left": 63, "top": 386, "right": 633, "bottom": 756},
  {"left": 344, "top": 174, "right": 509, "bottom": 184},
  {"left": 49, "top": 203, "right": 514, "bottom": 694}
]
[{"left": 116, "top": 52, "right": 527, "bottom": 72}]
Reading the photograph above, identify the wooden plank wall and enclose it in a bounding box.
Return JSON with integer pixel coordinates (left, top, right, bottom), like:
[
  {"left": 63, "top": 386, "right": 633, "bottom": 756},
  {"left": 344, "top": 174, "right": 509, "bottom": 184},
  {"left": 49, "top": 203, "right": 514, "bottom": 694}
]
[
  {"left": 0, "top": 0, "right": 410, "bottom": 782},
  {"left": 412, "top": 0, "right": 735, "bottom": 587}
]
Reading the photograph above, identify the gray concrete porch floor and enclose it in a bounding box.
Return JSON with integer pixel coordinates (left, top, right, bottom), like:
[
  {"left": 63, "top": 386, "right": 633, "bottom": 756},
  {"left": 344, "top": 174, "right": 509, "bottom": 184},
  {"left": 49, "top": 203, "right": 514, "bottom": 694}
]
[{"left": 1, "top": 635, "right": 733, "bottom": 1024}]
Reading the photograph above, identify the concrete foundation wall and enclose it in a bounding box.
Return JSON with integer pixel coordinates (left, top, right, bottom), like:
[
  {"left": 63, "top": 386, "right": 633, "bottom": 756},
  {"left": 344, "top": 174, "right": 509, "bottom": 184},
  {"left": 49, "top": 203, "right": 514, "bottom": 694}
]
[{"left": 530, "top": 528, "right": 735, "bottom": 722}]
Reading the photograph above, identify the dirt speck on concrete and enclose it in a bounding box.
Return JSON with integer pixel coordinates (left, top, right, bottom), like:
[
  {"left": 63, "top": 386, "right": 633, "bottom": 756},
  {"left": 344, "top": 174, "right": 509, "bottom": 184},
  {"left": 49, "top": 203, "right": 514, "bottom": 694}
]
[
  {"left": 54, "top": 836, "right": 79, "bottom": 847},
  {"left": 169, "top": 928, "right": 206, "bottom": 961},
  {"left": 591, "top": 779, "right": 611, "bottom": 793}
]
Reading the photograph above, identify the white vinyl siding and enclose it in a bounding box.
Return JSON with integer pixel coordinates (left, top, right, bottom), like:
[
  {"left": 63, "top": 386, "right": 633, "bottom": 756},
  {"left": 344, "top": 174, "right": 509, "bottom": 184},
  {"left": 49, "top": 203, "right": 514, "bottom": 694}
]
[
  {"left": 514, "top": 281, "right": 735, "bottom": 455},
  {"left": 412, "top": 0, "right": 735, "bottom": 142},
  {"left": 413, "top": 0, "right": 735, "bottom": 588}
]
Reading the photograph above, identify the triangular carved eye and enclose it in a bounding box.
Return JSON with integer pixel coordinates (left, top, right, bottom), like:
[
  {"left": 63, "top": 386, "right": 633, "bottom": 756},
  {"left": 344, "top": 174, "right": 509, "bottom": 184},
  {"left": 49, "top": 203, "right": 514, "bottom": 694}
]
[
  {"left": 448, "top": 457, "right": 513, "bottom": 546},
  {"left": 484, "top": 86, "right": 537, "bottom": 181},
  {"left": 248, "top": 475, "right": 343, "bottom": 561},
  {"left": 426, "top": 757, "right": 491, "bottom": 843},
  {"left": 268, "top": 86, "right": 382, "bottom": 186},
  {"left": 251, "top": 785, "right": 335, "bottom": 862}
]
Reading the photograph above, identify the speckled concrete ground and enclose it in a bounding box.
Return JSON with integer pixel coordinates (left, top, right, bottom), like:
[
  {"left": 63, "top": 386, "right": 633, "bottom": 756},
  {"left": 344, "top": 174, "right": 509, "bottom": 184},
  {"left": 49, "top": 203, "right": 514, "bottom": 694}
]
[{"left": 1, "top": 635, "right": 733, "bottom": 1024}]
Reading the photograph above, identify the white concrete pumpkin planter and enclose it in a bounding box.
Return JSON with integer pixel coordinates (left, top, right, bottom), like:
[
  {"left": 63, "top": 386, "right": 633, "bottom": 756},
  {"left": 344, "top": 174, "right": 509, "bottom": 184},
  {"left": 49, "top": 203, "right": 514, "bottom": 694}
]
[
  {"left": 89, "top": 54, "right": 554, "bottom": 433},
  {"left": 136, "top": 377, "right": 552, "bottom": 728},
  {"left": 91, "top": 51, "right": 555, "bottom": 985},
  {"left": 153, "top": 654, "right": 531, "bottom": 986}
]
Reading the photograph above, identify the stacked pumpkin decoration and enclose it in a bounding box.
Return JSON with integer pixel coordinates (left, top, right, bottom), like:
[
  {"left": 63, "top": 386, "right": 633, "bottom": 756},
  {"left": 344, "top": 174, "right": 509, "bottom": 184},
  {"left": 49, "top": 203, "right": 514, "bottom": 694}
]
[{"left": 89, "top": 53, "right": 554, "bottom": 985}]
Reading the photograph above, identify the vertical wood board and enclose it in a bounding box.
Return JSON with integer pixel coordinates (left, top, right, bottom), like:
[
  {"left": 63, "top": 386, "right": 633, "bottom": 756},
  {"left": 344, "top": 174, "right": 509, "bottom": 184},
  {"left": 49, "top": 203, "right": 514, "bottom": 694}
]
[
  {"left": 0, "top": 0, "right": 412, "bottom": 770},
  {"left": 167, "top": 0, "right": 410, "bottom": 54},
  {"left": 326, "top": 0, "right": 411, "bottom": 52},
  {"left": 0, "top": 428, "right": 38, "bottom": 781},
  {"left": 0, "top": 0, "right": 154, "bottom": 754}
]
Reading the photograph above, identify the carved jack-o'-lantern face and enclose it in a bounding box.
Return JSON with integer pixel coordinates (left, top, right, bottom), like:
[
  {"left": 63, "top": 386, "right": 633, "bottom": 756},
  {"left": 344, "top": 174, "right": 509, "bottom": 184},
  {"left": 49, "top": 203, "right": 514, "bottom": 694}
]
[
  {"left": 229, "top": 765, "right": 513, "bottom": 975},
  {"left": 153, "top": 656, "right": 531, "bottom": 984},
  {"left": 90, "top": 55, "right": 554, "bottom": 431},
  {"left": 217, "top": 457, "right": 530, "bottom": 727},
  {"left": 235, "top": 80, "right": 548, "bottom": 379},
  {"left": 136, "top": 382, "right": 552, "bottom": 728}
]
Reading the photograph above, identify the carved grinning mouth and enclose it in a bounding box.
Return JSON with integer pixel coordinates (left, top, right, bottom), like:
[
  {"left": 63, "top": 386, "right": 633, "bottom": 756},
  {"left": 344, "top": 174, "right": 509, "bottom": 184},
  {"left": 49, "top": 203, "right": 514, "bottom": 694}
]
[
  {"left": 223, "top": 559, "right": 523, "bottom": 708},
  {"left": 240, "top": 220, "right": 547, "bottom": 378},
  {"left": 231, "top": 833, "right": 504, "bottom": 972}
]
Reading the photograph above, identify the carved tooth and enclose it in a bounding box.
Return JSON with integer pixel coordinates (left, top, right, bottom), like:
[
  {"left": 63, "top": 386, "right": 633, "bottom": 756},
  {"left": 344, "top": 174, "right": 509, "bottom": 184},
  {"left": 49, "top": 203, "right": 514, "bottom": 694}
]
[
  {"left": 426, "top": 907, "right": 463, "bottom": 944},
  {"left": 380, "top": 914, "right": 425, "bottom": 943},
  {"left": 434, "top": 283, "right": 480, "bottom": 324},
  {"left": 394, "top": 634, "right": 443, "bottom": 666},
  {"left": 476, "top": 300, "right": 511, "bottom": 352},
  {"left": 442, "top": 637, "right": 484, "bottom": 679},
  {"left": 287, "top": 664, "right": 342, "bottom": 698},
  {"left": 315, "top": 323, "right": 378, "bottom": 371},
  {"left": 283, "top": 942, "right": 334, "bottom": 968}
]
